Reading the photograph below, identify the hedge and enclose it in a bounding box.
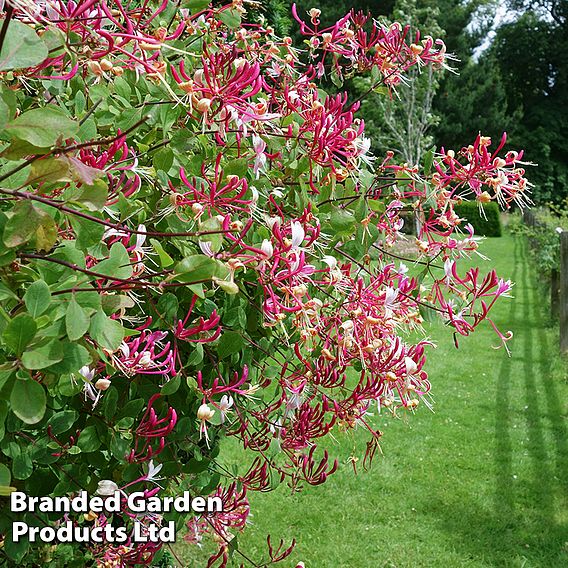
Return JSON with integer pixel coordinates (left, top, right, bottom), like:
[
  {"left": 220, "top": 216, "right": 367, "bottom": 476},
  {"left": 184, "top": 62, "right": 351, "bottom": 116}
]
[{"left": 454, "top": 201, "right": 503, "bottom": 237}]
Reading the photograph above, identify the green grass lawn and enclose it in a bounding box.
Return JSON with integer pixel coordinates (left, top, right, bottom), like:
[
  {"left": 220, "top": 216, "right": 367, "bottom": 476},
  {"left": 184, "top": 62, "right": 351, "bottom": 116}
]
[{"left": 176, "top": 234, "right": 568, "bottom": 568}]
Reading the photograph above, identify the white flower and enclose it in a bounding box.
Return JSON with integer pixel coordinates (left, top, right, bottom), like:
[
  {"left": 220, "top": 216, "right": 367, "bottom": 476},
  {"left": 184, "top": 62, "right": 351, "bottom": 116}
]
[
  {"left": 78, "top": 366, "right": 95, "bottom": 382},
  {"left": 322, "top": 255, "right": 337, "bottom": 270},
  {"left": 96, "top": 480, "right": 119, "bottom": 496},
  {"left": 218, "top": 395, "right": 234, "bottom": 424},
  {"left": 134, "top": 224, "right": 147, "bottom": 252},
  {"left": 252, "top": 135, "right": 267, "bottom": 179},
  {"left": 285, "top": 390, "right": 302, "bottom": 413},
  {"left": 83, "top": 382, "right": 101, "bottom": 407},
  {"left": 444, "top": 259, "right": 455, "bottom": 283},
  {"left": 197, "top": 404, "right": 215, "bottom": 422},
  {"left": 145, "top": 460, "right": 164, "bottom": 483},
  {"left": 291, "top": 221, "right": 305, "bottom": 248},
  {"left": 95, "top": 378, "right": 111, "bottom": 391},
  {"left": 260, "top": 239, "right": 274, "bottom": 258},
  {"left": 199, "top": 240, "right": 215, "bottom": 257},
  {"left": 404, "top": 357, "right": 418, "bottom": 375},
  {"left": 384, "top": 287, "right": 398, "bottom": 311},
  {"left": 1, "top": 0, "right": 44, "bottom": 22}
]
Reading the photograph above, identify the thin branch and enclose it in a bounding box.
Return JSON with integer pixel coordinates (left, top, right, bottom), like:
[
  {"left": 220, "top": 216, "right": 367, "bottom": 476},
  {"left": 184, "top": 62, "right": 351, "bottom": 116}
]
[
  {"left": 0, "top": 5, "right": 14, "bottom": 55},
  {"left": 0, "top": 186, "right": 232, "bottom": 238}
]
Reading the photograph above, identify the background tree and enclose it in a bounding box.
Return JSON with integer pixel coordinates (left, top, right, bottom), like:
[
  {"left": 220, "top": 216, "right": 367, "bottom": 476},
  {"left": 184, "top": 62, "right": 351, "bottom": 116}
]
[
  {"left": 358, "top": 0, "right": 445, "bottom": 166},
  {"left": 489, "top": 4, "right": 568, "bottom": 203}
]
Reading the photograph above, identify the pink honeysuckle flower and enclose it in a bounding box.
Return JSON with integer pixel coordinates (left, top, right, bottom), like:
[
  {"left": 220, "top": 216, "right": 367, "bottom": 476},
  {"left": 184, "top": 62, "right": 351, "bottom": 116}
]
[
  {"left": 196, "top": 366, "right": 249, "bottom": 399},
  {"left": 179, "top": 153, "right": 252, "bottom": 216},
  {"left": 433, "top": 133, "right": 532, "bottom": 209},
  {"left": 127, "top": 394, "right": 177, "bottom": 463},
  {"left": 112, "top": 321, "right": 176, "bottom": 379},
  {"left": 175, "top": 295, "right": 221, "bottom": 343}
]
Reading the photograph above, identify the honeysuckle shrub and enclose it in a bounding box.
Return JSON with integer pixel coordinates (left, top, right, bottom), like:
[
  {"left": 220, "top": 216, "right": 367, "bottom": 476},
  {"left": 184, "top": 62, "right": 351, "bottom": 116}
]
[
  {"left": 0, "top": 1, "right": 531, "bottom": 566},
  {"left": 453, "top": 201, "right": 502, "bottom": 237},
  {"left": 512, "top": 205, "right": 568, "bottom": 276}
]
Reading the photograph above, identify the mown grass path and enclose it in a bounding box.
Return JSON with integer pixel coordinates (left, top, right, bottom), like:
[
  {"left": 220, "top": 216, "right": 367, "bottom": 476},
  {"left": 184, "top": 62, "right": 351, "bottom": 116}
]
[{"left": 180, "top": 235, "right": 568, "bottom": 568}]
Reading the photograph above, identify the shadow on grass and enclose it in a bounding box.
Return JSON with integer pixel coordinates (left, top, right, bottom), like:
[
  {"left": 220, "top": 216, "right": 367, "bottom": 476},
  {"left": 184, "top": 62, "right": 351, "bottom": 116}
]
[{"left": 430, "top": 238, "right": 568, "bottom": 567}]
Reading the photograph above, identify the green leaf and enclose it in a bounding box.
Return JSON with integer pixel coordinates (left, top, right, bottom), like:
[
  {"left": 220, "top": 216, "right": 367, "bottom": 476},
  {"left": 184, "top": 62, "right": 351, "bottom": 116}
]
[
  {"left": 150, "top": 238, "right": 174, "bottom": 268},
  {"left": 77, "top": 425, "right": 100, "bottom": 453},
  {"left": 3, "top": 201, "right": 42, "bottom": 248},
  {"left": 10, "top": 378, "right": 46, "bottom": 424},
  {"left": 101, "top": 294, "right": 134, "bottom": 315},
  {"left": 0, "top": 160, "right": 30, "bottom": 189},
  {"left": 47, "top": 342, "right": 91, "bottom": 374},
  {"left": 0, "top": 84, "right": 16, "bottom": 127},
  {"left": 368, "top": 199, "right": 386, "bottom": 213},
  {"left": 66, "top": 296, "right": 91, "bottom": 341},
  {"left": 94, "top": 243, "right": 133, "bottom": 279},
  {"left": 12, "top": 452, "right": 33, "bottom": 480},
  {"left": 217, "top": 331, "right": 245, "bottom": 359},
  {"left": 223, "top": 158, "right": 247, "bottom": 178},
  {"left": 3, "top": 314, "right": 36, "bottom": 355},
  {"left": 156, "top": 293, "right": 179, "bottom": 325},
  {"left": 75, "top": 179, "right": 109, "bottom": 211},
  {"left": 161, "top": 374, "right": 180, "bottom": 395},
  {"left": 183, "top": 0, "right": 210, "bottom": 13},
  {"left": 198, "top": 216, "right": 224, "bottom": 253},
  {"left": 153, "top": 148, "right": 174, "bottom": 173},
  {"left": 175, "top": 255, "right": 229, "bottom": 282},
  {"left": 4, "top": 530, "right": 29, "bottom": 562},
  {"left": 0, "top": 283, "right": 18, "bottom": 302},
  {"left": 5, "top": 106, "right": 78, "bottom": 148},
  {"left": 90, "top": 310, "right": 124, "bottom": 351},
  {"left": 26, "top": 157, "right": 71, "bottom": 184},
  {"left": 187, "top": 343, "right": 203, "bottom": 366},
  {"left": 329, "top": 207, "right": 356, "bottom": 237},
  {"left": 423, "top": 148, "right": 435, "bottom": 176},
  {"left": 0, "top": 20, "right": 48, "bottom": 71},
  {"left": 116, "top": 107, "right": 143, "bottom": 132},
  {"left": 0, "top": 463, "right": 10, "bottom": 486},
  {"left": 102, "top": 387, "right": 118, "bottom": 420},
  {"left": 110, "top": 435, "right": 129, "bottom": 461},
  {"left": 218, "top": 7, "right": 241, "bottom": 28},
  {"left": 216, "top": 279, "right": 239, "bottom": 294},
  {"left": 330, "top": 67, "right": 344, "bottom": 88},
  {"left": 23, "top": 281, "right": 51, "bottom": 318},
  {"left": 0, "top": 95, "right": 9, "bottom": 130},
  {"left": 184, "top": 458, "right": 211, "bottom": 473},
  {"left": 1, "top": 139, "right": 49, "bottom": 160},
  {"left": 71, "top": 215, "right": 106, "bottom": 251},
  {"left": 419, "top": 302, "right": 439, "bottom": 324},
  {"left": 47, "top": 410, "right": 78, "bottom": 436},
  {"left": 33, "top": 209, "right": 58, "bottom": 252},
  {"left": 22, "top": 339, "right": 64, "bottom": 370}
]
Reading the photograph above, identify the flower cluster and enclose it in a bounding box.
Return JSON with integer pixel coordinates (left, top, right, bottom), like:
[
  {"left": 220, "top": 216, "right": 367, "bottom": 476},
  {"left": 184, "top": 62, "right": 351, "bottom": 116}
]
[{"left": 0, "top": 2, "right": 531, "bottom": 567}]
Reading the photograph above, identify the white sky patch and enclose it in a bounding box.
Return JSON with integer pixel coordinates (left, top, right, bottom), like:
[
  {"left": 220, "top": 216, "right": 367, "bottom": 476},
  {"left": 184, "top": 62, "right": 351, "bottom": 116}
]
[{"left": 470, "top": 2, "right": 554, "bottom": 61}]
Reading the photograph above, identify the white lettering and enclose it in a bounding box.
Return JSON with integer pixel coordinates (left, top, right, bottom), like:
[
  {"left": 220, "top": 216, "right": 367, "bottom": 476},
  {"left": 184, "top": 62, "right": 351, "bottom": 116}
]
[
  {"left": 208, "top": 496, "right": 223, "bottom": 512},
  {"left": 90, "top": 496, "right": 103, "bottom": 512},
  {"left": 192, "top": 496, "right": 206, "bottom": 512},
  {"left": 104, "top": 492, "right": 120, "bottom": 513},
  {"left": 12, "top": 522, "right": 28, "bottom": 541},
  {"left": 10, "top": 492, "right": 28, "bottom": 512},
  {"left": 127, "top": 492, "right": 146, "bottom": 513}
]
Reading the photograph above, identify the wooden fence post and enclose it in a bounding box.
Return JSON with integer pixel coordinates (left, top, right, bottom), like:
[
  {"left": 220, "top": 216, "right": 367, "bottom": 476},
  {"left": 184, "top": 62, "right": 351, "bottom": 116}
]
[
  {"left": 551, "top": 268, "right": 560, "bottom": 319},
  {"left": 560, "top": 231, "right": 568, "bottom": 354}
]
